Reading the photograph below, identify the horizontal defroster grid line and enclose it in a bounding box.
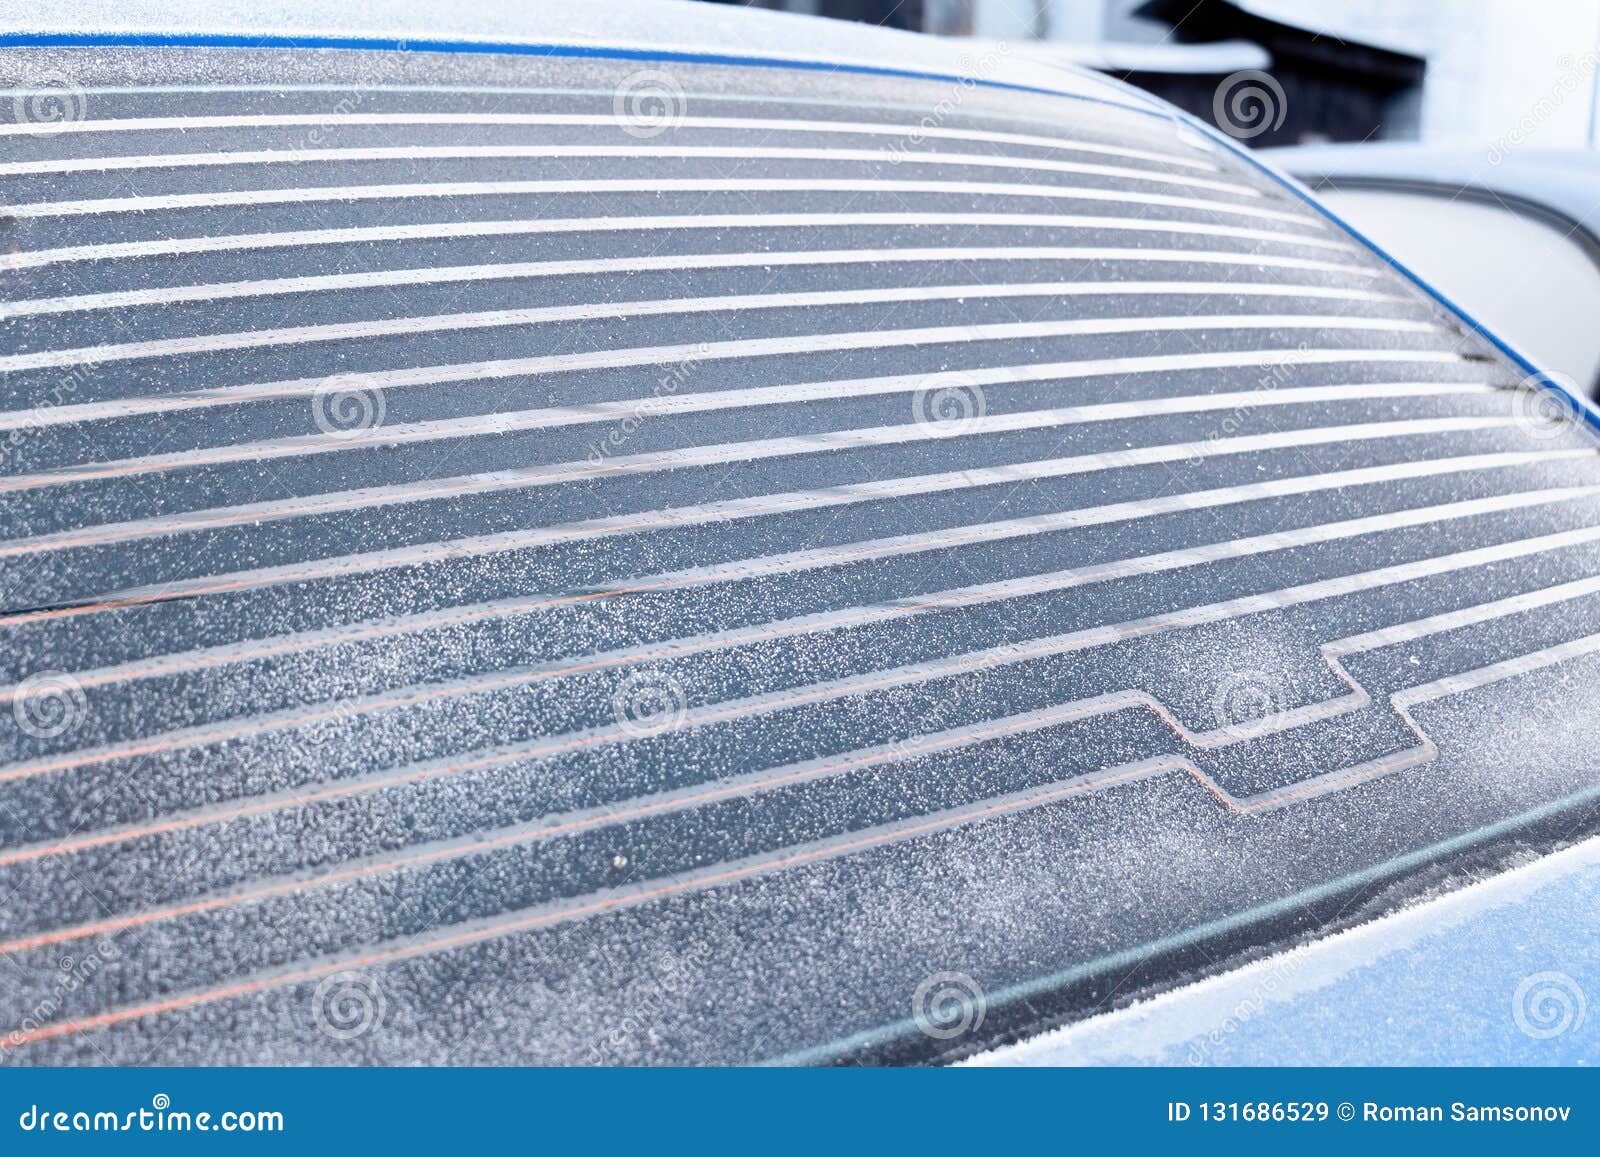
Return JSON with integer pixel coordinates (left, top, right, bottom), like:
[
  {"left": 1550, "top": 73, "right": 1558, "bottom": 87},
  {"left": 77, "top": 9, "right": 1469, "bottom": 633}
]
[{"left": 0, "top": 211, "right": 1354, "bottom": 273}]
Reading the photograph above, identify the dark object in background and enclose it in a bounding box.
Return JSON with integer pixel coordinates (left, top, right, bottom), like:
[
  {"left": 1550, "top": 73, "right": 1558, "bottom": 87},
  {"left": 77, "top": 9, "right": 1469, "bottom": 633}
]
[
  {"left": 715, "top": 0, "right": 1425, "bottom": 148},
  {"left": 1126, "top": 0, "right": 1425, "bottom": 147},
  {"left": 815, "top": 0, "right": 923, "bottom": 31}
]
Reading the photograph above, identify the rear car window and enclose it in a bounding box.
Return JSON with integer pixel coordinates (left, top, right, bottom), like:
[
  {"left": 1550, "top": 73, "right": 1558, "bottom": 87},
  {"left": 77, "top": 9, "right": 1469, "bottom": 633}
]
[{"left": 3, "top": 44, "right": 1600, "bottom": 1065}]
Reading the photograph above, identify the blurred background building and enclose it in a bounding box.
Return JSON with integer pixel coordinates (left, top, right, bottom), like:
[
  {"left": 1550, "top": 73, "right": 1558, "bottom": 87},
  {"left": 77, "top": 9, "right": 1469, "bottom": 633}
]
[{"left": 718, "top": 0, "right": 1600, "bottom": 150}]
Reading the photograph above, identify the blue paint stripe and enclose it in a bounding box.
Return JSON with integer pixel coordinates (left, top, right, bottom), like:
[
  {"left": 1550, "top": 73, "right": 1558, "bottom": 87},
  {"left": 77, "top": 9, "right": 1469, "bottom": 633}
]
[{"left": 0, "top": 29, "right": 1166, "bottom": 118}]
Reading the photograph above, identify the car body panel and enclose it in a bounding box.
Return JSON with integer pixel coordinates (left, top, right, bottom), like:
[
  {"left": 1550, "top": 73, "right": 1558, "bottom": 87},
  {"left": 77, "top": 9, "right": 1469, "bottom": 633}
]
[{"left": 971, "top": 833, "right": 1600, "bottom": 1066}]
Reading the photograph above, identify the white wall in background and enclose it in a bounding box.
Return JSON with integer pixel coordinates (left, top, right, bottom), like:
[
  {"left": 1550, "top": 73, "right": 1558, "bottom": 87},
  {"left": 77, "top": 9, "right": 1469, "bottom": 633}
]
[
  {"left": 1260, "top": 0, "right": 1600, "bottom": 147},
  {"left": 974, "top": 0, "right": 1105, "bottom": 42}
]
